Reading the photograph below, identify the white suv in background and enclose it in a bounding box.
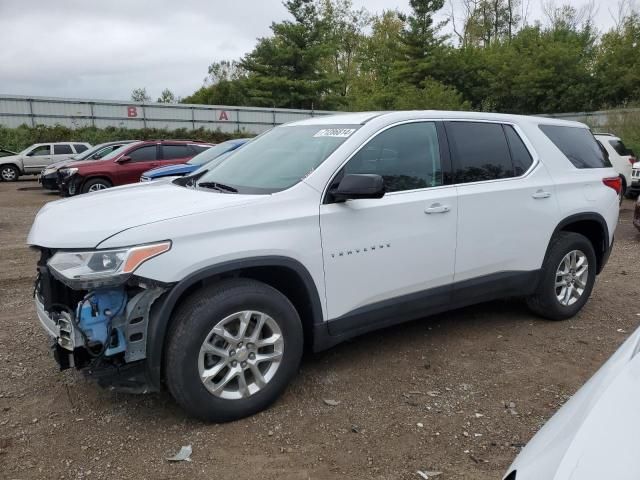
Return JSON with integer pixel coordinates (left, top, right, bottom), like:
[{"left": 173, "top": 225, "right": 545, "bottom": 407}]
[
  {"left": 28, "top": 111, "right": 619, "bottom": 421},
  {"left": 0, "top": 142, "right": 91, "bottom": 181},
  {"left": 594, "top": 133, "right": 636, "bottom": 198}
]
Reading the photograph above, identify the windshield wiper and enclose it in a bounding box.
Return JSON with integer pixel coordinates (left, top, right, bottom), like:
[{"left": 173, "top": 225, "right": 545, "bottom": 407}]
[{"left": 197, "top": 181, "right": 238, "bottom": 193}]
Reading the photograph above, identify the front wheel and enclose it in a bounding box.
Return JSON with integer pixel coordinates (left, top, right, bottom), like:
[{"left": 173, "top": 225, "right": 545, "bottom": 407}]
[
  {"left": 526, "top": 232, "right": 597, "bottom": 320},
  {"left": 165, "top": 278, "right": 303, "bottom": 422},
  {"left": 0, "top": 164, "right": 19, "bottom": 182},
  {"left": 81, "top": 178, "right": 111, "bottom": 193}
]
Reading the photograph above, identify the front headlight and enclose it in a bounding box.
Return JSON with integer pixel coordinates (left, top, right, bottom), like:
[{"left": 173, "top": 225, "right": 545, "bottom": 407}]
[
  {"left": 59, "top": 167, "right": 78, "bottom": 178},
  {"left": 47, "top": 241, "right": 171, "bottom": 288}
]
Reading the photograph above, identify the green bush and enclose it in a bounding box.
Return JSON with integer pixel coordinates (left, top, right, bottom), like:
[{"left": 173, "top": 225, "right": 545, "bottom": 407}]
[{"left": 0, "top": 124, "right": 250, "bottom": 152}]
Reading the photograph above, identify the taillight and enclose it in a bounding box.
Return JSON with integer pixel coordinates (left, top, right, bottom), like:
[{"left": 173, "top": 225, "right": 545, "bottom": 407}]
[
  {"left": 629, "top": 156, "right": 637, "bottom": 165},
  {"left": 603, "top": 176, "right": 622, "bottom": 195}
]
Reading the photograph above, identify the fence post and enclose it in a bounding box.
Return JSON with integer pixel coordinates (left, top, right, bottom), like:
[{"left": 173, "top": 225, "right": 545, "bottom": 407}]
[
  {"left": 28, "top": 98, "right": 35, "bottom": 127},
  {"left": 191, "top": 106, "right": 195, "bottom": 131},
  {"left": 141, "top": 103, "right": 147, "bottom": 129},
  {"left": 272, "top": 109, "right": 276, "bottom": 127},
  {"left": 89, "top": 102, "right": 95, "bottom": 128},
  {"left": 236, "top": 108, "right": 241, "bottom": 133}
]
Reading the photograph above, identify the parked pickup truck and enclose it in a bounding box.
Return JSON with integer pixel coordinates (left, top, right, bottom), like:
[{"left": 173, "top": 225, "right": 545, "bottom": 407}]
[{"left": 1, "top": 142, "right": 91, "bottom": 181}]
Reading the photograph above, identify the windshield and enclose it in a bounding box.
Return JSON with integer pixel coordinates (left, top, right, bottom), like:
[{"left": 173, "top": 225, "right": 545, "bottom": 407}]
[
  {"left": 71, "top": 143, "right": 116, "bottom": 161},
  {"left": 195, "top": 125, "right": 359, "bottom": 194},
  {"left": 186, "top": 142, "right": 235, "bottom": 166},
  {"left": 100, "top": 144, "right": 133, "bottom": 161}
]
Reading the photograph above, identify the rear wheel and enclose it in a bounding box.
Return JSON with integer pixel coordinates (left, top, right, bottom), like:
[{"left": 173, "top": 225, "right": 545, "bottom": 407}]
[
  {"left": 526, "top": 232, "right": 597, "bottom": 320},
  {"left": 0, "top": 165, "right": 19, "bottom": 182},
  {"left": 165, "top": 278, "right": 303, "bottom": 422},
  {"left": 81, "top": 178, "right": 111, "bottom": 193}
]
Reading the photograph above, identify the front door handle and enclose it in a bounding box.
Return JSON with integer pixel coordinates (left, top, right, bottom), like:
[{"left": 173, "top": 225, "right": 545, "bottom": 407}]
[
  {"left": 425, "top": 203, "right": 450, "bottom": 214},
  {"left": 532, "top": 190, "right": 551, "bottom": 199}
]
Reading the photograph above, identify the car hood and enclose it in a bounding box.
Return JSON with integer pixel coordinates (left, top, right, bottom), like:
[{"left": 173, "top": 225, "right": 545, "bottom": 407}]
[
  {"left": 145, "top": 163, "right": 194, "bottom": 177},
  {"left": 44, "top": 159, "right": 75, "bottom": 171},
  {"left": 0, "top": 154, "right": 21, "bottom": 163},
  {"left": 505, "top": 325, "right": 640, "bottom": 480},
  {"left": 27, "top": 180, "right": 263, "bottom": 249},
  {"left": 65, "top": 158, "right": 111, "bottom": 169}
]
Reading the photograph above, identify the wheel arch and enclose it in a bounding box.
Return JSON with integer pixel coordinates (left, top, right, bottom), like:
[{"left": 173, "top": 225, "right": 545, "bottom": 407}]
[
  {"left": 145, "top": 256, "right": 324, "bottom": 389},
  {"left": 81, "top": 175, "right": 113, "bottom": 191},
  {"left": 547, "top": 213, "right": 610, "bottom": 275}
]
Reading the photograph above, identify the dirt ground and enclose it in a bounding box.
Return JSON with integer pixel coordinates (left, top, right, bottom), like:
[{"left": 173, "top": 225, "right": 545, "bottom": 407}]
[{"left": 0, "top": 179, "right": 638, "bottom": 480}]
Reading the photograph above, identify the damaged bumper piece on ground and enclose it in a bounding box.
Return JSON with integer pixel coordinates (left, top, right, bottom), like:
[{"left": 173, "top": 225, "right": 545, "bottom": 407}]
[{"left": 34, "top": 248, "right": 168, "bottom": 393}]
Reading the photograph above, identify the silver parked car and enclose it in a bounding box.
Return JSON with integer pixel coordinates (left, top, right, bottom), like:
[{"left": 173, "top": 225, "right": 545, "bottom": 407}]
[{"left": 0, "top": 142, "right": 91, "bottom": 181}]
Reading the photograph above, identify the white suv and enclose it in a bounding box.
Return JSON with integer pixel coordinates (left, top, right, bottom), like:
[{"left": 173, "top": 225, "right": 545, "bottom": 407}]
[
  {"left": 594, "top": 133, "right": 636, "bottom": 198},
  {"left": 27, "top": 111, "right": 619, "bottom": 421},
  {"left": 0, "top": 142, "right": 91, "bottom": 181}
]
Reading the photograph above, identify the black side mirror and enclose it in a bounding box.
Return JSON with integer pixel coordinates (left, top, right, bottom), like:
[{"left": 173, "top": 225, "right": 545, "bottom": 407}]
[
  {"left": 331, "top": 174, "right": 385, "bottom": 202},
  {"left": 116, "top": 155, "right": 131, "bottom": 164}
]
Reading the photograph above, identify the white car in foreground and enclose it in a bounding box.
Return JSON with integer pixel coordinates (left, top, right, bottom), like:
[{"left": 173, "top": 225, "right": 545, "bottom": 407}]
[{"left": 504, "top": 325, "right": 640, "bottom": 480}]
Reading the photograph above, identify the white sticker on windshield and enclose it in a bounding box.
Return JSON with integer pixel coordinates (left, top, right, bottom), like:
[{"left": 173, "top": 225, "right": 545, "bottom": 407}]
[{"left": 313, "top": 128, "right": 356, "bottom": 138}]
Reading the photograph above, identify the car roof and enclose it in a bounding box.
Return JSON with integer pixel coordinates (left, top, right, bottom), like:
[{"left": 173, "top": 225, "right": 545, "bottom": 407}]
[
  {"left": 287, "top": 110, "right": 586, "bottom": 128},
  {"left": 594, "top": 133, "right": 621, "bottom": 140}
]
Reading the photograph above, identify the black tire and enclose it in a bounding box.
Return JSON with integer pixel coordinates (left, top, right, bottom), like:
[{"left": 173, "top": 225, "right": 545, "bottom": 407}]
[
  {"left": 81, "top": 177, "right": 111, "bottom": 194},
  {"left": 165, "top": 278, "right": 303, "bottom": 422},
  {"left": 0, "top": 164, "right": 19, "bottom": 182},
  {"left": 526, "top": 232, "right": 597, "bottom": 320}
]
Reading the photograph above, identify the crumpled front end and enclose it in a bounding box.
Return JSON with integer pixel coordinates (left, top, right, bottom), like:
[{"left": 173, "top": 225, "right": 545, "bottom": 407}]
[{"left": 34, "top": 247, "right": 168, "bottom": 393}]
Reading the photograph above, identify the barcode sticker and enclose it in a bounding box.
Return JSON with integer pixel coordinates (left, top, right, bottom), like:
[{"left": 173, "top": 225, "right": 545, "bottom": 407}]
[{"left": 313, "top": 128, "right": 356, "bottom": 138}]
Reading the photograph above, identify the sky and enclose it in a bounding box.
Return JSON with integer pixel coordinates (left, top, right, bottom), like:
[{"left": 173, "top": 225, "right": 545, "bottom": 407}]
[{"left": 0, "top": 0, "right": 625, "bottom": 102}]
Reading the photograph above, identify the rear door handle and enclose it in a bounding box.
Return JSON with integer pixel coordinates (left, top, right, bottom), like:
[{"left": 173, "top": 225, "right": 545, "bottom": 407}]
[
  {"left": 532, "top": 190, "right": 551, "bottom": 199},
  {"left": 425, "top": 203, "right": 450, "bottom": 214}
]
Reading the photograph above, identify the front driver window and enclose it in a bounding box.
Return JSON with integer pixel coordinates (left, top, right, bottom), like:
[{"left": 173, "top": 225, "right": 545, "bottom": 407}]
[
  {"left": 343, "top": 122, "right": 442, "bottom": 193},
  {"left": 28, "top": 145, "right": 51, "bottom": 156}
]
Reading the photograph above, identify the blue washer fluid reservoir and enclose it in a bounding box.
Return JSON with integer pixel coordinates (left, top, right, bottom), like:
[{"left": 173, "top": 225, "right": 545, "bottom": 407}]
[{"left": 76, "top": 288, "right": 127, "bottom": 355}]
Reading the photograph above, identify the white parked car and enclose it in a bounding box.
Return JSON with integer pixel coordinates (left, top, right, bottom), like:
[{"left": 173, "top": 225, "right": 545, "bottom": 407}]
[
  {"left": 27, "top": 111, "right": 619, "bottom": 421},
  {"left": 0, "top": 142, "right": 91, "bottom": 181},
  {"left": 504, "top": 324, "right": 640, "bottom": 480},
  {"left": 594, "top": 133, "right": 636, "bottom": 198}
]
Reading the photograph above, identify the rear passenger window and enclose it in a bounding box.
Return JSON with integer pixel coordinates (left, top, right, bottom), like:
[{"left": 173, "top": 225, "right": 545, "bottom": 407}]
[
  {"left": 446, "top": 122, "right": 513, "bottom": 183},
  {"left": 539, "top": 125, "right": 612, "bottom": 168},
  {"left": 343, "top": 122, "right": 442, "bottom": 192},
  {"left": 504, "top": 126, "right": 533, "bottom": 175},
  {"left": 73, "top": 144, "right": 88, "bottom": 153},
  {"left": 163, "top": 145, "right": 192, "bottom": 159},
  {"left": 127, "top": 145, "right": 157, "bottom": 162},
  {"left": 54, "top": 144, "right": 73, "bottom": 155}
]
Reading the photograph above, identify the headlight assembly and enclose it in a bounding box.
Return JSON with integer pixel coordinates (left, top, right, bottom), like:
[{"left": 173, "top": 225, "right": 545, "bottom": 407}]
[
  {"left": 59, "top": 167, "right": 78, "bottom": 178},
  {"left": 47, "top": 241, "right": 171, "bottom": 288}
]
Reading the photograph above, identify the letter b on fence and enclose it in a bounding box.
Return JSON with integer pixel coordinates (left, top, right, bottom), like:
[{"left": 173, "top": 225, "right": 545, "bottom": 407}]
[{"left": 127, "top": 106, "right": 138, "bottom": 118}]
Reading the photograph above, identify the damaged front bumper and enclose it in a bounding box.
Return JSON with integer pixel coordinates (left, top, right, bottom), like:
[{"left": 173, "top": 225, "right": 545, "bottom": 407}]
[{"left": 35, "top": 270, "right": 169, "bottom": 393}]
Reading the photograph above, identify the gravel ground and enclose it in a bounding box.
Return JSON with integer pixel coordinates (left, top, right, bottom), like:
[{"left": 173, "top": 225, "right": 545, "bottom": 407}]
[{"left": 1, "top": 179, "right": 639, "bottom": 480}]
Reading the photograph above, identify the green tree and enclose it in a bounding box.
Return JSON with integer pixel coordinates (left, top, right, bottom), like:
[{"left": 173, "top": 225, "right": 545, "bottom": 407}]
[
  {"left": 130, "top": 87, "right": 151, "bottom": 102},
  {"left": 240, "top": 0, "right": 334, "bottom": 109},
  {"left": 595, "top": 13, "right": 640, "bottom": 107},
  {"left": 395, "top": 0, "right": 447, "bottom": 88},
  {"left": 157, "top": 88, "right": 178, "bottom": 103}
]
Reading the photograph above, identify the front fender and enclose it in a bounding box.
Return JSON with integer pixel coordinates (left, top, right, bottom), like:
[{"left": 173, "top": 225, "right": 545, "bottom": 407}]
[{"left": 143, "top": 255, "right": 324, "bottom": 389}]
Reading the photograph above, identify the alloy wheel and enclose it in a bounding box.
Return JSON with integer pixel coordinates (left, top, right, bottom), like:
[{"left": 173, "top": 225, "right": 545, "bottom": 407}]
[
  {"left": 198, "top": 310, "right": 284, "bottom": 400},
  {"left": 1, "top": 167, "right": 16, "bottom": 181},
  {"left": 555, "top": 249, "right": 589, "bottom": 306}
]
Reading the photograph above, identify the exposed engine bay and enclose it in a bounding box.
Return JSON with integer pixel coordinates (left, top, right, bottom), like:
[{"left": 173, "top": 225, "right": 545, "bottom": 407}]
[{"left": 34, "top": 248, "right": 166, "bottom": 389}]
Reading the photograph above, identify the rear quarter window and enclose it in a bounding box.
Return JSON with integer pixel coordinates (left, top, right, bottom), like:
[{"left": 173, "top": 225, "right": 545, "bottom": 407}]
[
  {"left": 609, "top": 139, "right": 633, "bottom": 156},
  {"left": 540, "top": 125, "right": 612, "bottom": 168}
]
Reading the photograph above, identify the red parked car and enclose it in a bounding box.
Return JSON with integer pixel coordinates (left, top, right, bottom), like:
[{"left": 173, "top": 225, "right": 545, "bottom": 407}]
[{"left": 58, "top": 140, "right": 213, "bottom": 195}]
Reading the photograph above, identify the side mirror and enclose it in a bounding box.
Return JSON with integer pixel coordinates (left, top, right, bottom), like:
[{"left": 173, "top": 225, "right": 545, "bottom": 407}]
[
  {"left": 116, "top": 155, "right": 131, "bottom": 164},
  {"left": 331, "top": 174, "right": 385, "bottom": 202}
]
